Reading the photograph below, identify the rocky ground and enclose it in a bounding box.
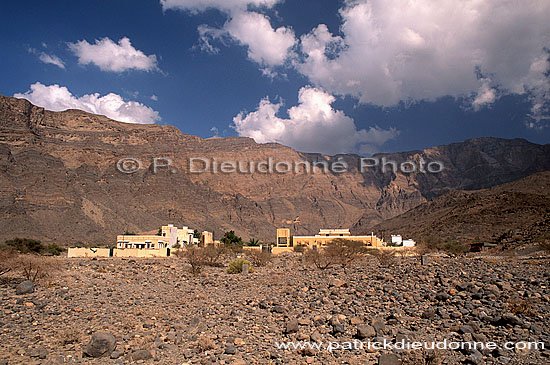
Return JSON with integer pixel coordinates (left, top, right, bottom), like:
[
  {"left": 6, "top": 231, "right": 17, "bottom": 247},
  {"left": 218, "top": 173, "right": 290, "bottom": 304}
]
[{"left": 1, "top": 253, "right": 549, "bottom": 364}]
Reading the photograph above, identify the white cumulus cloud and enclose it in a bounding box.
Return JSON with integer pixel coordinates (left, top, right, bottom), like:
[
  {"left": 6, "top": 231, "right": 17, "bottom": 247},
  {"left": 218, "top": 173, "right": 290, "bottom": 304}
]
[
  {"left": 38, "top": 53, "right": 65, "bottom": 69},
  {"left": 233, "top": 86, "right": 398, "bottom": 155},
  {"left": 198, "top": 11, "right": 296, "bottom": 70},
  {"left": 160, "top": 0, "right": 280, "bottom": 13},
  {"left": 14, "top": 82, "right": 160, "bottom": 124},
  {"left": 472, "top": 78, "right": 497, "bottom": 111},
  {"left": 297, "top": 0, "right": 550, "bottom": 123},
  {"left": 68, "top": 37, "right": 158, "bottom": 72},
  {"left": 226, "top": 11, "right": 296, "bottom": 67}
]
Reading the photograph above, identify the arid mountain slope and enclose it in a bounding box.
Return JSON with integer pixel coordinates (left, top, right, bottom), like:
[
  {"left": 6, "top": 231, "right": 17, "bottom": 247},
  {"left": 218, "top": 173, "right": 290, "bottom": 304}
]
[
  {"left": 366, "top": 172, "right": 550, "bottom": 246},
  {"left": 1, "top": 95, "right": 549, "bottom": 244}
]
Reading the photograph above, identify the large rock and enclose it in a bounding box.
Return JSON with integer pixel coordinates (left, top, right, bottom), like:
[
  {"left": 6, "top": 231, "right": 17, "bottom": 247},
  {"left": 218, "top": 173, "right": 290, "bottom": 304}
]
[
  {"left": 16, "top": 281, "right": 34, "bottom": 295},
  {"left": 130, "top": 350, "right": 152, "bottom": 361},
  {"left": 284, "top": 319, "right": 299, "bottom": 334},
  {"left": 356, "top": 324, "right": 376, "bottom": 339},
  {"left": 83, "top": 332, "right": 116, "bottom": 358},
  {"left": 379, "top": 353, "right": 401, "bottom": 365}
]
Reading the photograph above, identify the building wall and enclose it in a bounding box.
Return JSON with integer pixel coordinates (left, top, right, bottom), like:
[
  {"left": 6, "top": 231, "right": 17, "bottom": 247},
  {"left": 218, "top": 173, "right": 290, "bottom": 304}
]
[
  {"left": 276, "top": 228, "right": 291, "bottom": 246},
  {"left": 292, "top": 235, "right": 384, "bottom": 248},
  {"left": 276, "top": 228, "right": 385, "bottom": 248},
  {"left": 116, "top": 235, "right": 168, "bottom": 249},
  {"left": 175, "top": 226, "right": 194, "bottom": 246},
  {"left": 113, "top": 248, "right": 170, "bottom": 258},
  {"left": 391, "top": 235, "right": 403, "bottom": 245},
  {"left": 201, "top": 231, "right": 214, "bottom": 247},
  {"left": 68, "top": 247, "right": 170, "bottom": 258},
  {"left": 67, "top": 247, "right": 112, "bottom": 258}
]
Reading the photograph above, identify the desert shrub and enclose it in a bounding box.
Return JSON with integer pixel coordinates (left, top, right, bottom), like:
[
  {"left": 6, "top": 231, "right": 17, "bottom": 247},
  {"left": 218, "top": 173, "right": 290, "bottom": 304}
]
[
  {"left": 181, "top": 246, "right": 206, "bottom": 275},
  {"left": 303, "top": 239, "right": 367, "bottom": 270},
  {"left": 367, "top": 249, "right": 396, "bottom": 266},
  {"left": 293, "top": 245, "right": 306, "bottom": 253},
  {"left": 245, "top": 249, "right": 272, "bottom": 267},
  {"left": 421, "top": 236, "right": 468, "bottom": 255},
  {"left": 202, "top": 246, "right": 227, "bottom": 267},
  {"left": 227, "top": 258, "right": 253, "bottom": 274},
  {"left": 303, "top": 248, "right": 333, "bottom": 270},
  {"left": 323, "top": 239, "right": 367, "bottom": 269},
  {"left": 0, "top": 250, "right": 19, "bottom": 276},
  {"left": 5, "top": 237, "right": 44, "bottom": 254},
  {"left": 396, "top": 248, "right": 414, "bottom": 259},
  {"left": 16, "top": 254, "right": 60, "bottom": 282},
  {"left": 227, "top": 244, "right": 244, "bottom": 254}
]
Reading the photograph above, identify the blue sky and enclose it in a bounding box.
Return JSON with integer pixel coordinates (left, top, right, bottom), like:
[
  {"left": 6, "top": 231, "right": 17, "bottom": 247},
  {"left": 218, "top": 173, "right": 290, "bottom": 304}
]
[{"left": 1, "top": 0, "right": 549, "bottom": 155}]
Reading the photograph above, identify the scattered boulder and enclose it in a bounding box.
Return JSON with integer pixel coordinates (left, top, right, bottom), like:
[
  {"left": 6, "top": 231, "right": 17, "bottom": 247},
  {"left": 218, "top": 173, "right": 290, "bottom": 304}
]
[
  {"left": 501, "top": 313, "right": 523, "bottom": 326},
  {"left": 16, "top": 281, "right": 34, "bottom": 295},
  {"left": 130, "top": 349, "right": 152, "bottom": 361},
  {"left": 284, "top": 319, "right": 299, "bottom": 334},
  {"left": 26, "top": 346, "right": 47, "bottom": 359},
  {"left": 356, "top": 324, "right": 376, "bottom": 339},
  {"left": 331, "top": 323, "right": 345, "bottom": 335},
  {"left": 379, "top": 353, "right": 401, "bottom": 365},
  {"left": 83, "top": 332, "right": 116, "bottom": 358}
]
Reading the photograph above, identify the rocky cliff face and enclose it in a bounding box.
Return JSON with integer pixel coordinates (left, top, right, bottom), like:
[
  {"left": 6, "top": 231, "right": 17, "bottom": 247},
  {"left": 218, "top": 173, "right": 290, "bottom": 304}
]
[
  {"left": 367, "top": 171, "right": 550, "bottom": 246},
  {"left": 1, "top": 95, "right": 549, "bottom": 244}
]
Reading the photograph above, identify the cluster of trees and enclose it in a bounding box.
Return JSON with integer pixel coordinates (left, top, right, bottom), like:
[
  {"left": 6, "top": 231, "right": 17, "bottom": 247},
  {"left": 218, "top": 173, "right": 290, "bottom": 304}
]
[
  {"left": 220, "top": 231, "right": 262, "bottom": 247},
  {"left": 3, "top": 238, "right": 64, "bottom": 256}
]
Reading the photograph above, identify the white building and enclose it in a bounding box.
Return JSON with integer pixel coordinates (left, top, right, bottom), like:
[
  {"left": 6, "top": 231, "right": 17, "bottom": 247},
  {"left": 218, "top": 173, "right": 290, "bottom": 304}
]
[
  {"left": 402, "top": 239, "right": 416, "bottom": 247},
  {"left": 391, "top": 235, "right": 403, "bottom": 246},
  {"left": 391, "top": 234, "right": 416, "bottom": 247}
]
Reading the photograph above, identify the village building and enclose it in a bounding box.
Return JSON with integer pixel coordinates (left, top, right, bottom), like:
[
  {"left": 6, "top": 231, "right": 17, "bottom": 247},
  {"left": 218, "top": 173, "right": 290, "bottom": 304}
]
[
  {"left": 116, "top": 224, "right": 196, "bottom": 249},
  {"left": 276, "top": 228, "right": 385, "bottom": 249},
  {"left": 68, "top": 224, "right": 212, "bottom": 258},
  {"left": 391, "top": 234, "right": 416, "bottom": 247}
]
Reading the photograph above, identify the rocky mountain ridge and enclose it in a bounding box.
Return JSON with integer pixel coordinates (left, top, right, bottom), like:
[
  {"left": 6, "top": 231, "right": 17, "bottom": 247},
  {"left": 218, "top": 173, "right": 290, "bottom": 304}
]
[
  {"left": 1, "top": 95, "right": 549, "bottom": 244},
  {"left": 366, "top": 171, "right": 550, "bottom": 246}
]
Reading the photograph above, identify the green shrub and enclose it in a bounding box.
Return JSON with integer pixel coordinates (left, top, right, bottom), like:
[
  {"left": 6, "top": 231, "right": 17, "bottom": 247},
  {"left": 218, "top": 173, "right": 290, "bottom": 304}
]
[
  {"left": 221, "top": 231, "right": 243, "bottom": 246},
  {"left": 45, "top": 243, "right": 65, "bottom": 256},
  {"left": 5, "top": 237, "right": 44, "bottom": 254},
  {"left": 227, "top": 258, "right": 253, "bottom": 274},
  {"left": 247, "top": 238, "right": 260, "bottom": 246}
]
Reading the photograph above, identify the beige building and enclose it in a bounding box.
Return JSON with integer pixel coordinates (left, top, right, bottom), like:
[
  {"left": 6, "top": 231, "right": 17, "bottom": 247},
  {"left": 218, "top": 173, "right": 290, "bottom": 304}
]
[
  {"left": 69, "top": 224, "right": 213, "bottom": 258},
  {"left": 200, "top": 231, "right": 214, "bottom": 247},
  {"left": 276, "top": 228, "right": 385, "bottom": 248},
  {"left": 116, "top": 224, "right": 204, "bottom": 249}
]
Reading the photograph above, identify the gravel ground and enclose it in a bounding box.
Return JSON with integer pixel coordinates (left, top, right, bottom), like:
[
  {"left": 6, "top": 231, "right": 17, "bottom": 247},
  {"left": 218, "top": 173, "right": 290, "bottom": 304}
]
[{"left": 1, "top": 253, "right": 549, "bottom": 364}]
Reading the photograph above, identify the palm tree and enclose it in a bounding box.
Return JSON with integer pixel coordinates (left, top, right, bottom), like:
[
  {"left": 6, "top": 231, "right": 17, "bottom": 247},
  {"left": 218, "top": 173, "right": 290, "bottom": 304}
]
[{"left": 248, "top": 238, "right": 260, "bottom": 246}]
